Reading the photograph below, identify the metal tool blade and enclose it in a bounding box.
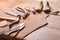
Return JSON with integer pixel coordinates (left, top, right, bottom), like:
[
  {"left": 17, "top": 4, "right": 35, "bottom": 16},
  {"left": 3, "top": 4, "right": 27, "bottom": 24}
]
[{"left": 0, "top": 23, "right": 25, "bottom": 34}]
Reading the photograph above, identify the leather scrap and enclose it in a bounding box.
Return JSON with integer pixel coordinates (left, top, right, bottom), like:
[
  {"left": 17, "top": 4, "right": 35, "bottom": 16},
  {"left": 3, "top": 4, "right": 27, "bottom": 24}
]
[
  {"left": 0, "top": 12, "right": 48, "bottom": 39},
  {"left": 16, "top": 12, "right": 48, "bottom": 38}
]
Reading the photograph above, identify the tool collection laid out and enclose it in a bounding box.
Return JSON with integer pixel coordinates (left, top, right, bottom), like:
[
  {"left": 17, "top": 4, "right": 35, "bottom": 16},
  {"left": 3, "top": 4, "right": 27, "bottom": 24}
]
[{"left": 0, "top": 0, "right": 60, "bottom": 39}]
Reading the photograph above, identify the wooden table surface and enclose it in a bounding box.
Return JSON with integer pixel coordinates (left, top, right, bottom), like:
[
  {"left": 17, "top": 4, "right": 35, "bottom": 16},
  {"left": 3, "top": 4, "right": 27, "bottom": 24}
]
[{"left": 0, "top": 0, "right": 60, "bottom": 40}]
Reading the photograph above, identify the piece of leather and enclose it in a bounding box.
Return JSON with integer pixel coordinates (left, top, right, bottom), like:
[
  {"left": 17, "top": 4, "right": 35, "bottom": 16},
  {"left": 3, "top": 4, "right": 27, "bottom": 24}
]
[
  {"left": 0, "top": 12, "right": 48, "bottom": 39},
  {"left": 16, "top": 12, "right": 48, "bottom": 38}
]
